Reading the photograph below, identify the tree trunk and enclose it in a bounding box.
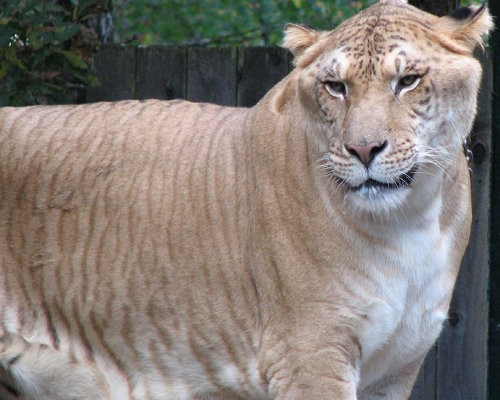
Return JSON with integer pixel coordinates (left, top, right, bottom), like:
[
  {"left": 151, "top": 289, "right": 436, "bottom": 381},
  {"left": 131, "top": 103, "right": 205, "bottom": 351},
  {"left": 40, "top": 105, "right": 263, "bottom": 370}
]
[{"left": 408, "top": 0, "right": 460, "bottom": 16}]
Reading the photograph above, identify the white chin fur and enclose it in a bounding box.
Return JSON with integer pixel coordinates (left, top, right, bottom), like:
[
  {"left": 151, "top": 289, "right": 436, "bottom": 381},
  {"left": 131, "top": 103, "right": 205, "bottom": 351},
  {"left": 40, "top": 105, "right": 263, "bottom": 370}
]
[{"left": 345, "top": 186, "right": 410, "bottom": 216}]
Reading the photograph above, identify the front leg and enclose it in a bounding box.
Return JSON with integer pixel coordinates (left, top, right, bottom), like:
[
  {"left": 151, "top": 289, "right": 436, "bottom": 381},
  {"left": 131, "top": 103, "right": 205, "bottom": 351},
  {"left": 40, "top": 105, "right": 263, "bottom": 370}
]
[
  {"left": 270, "top": 363, "right": 359, "bottom": 399},
  {"left": 261, "top": 329, "right": 361, "bottom": 400},
  {"left": 0, "top": 332, "right": 110, "bottom": 400},
  {"left": 358, "top": 358, "right": 424, "bottom": 400}
]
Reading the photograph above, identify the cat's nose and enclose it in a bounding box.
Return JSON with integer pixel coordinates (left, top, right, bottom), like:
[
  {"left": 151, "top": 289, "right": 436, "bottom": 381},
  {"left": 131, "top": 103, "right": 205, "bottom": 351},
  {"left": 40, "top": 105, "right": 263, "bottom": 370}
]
[{"left": 345, "top": 140, "right": 388, "bottom": 167}]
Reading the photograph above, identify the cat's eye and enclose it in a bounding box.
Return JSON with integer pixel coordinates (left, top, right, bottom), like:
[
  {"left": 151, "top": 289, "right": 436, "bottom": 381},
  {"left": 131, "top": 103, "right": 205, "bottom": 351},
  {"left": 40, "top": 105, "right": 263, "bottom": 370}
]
[
  {"left": 324, "top": 81, "right": 347, "bottom": 98},
  {"left": 395, "top": 74, "right": 421, "bottom": 95}
]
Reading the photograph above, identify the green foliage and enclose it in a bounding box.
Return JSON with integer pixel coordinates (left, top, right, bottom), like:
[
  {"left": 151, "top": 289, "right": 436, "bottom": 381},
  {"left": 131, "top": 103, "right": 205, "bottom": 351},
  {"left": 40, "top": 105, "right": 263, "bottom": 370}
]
[
  {"left": 112, "top": 0, "right": 377, "bottom": 46},
  {"left": 0, "top": 0, "right": 101, "bottom": 106}
]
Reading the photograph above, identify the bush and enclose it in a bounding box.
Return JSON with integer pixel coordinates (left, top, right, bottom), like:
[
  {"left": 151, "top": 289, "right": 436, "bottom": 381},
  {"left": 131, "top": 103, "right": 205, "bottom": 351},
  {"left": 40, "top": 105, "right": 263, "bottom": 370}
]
[
  {"left": 0, "top": 0, "right": 108, "bottom": 106},
  {"left": 112, "top": 0, "right": 376, "bottom": 46}
]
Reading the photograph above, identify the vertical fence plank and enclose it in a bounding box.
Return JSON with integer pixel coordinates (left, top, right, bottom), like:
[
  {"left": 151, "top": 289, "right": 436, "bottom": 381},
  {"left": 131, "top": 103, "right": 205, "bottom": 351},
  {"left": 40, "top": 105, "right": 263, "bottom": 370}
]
[
  {"left": 237, "top": 47, "right": 290, "bottom": 107},
  {"left": 435, "top": 50, "right": 492, "bottom": 400},
  {"left": 136, "top": 46, "right": 187, "bottom": 100},
  {"left": 187, "top": 47, "right": 237, "bottom": 106},
  {"left": 86, "top": 45, "right": 136, "bottom": 102},
  {"left": 488, "top": 2, "right": 500, "bottom": 399},
  {"left": 410, "top": 348, "right": 436, "bottom": 400}
]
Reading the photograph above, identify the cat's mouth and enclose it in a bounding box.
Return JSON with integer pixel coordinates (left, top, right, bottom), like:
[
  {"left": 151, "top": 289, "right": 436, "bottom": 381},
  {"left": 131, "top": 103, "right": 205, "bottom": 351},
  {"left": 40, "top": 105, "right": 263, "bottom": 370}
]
[
  {"left": 336, "top": 167, "right": 417, "bottom": 192},
  {"left": 351, "top": 168, "right": 416, "bottom": 191}
]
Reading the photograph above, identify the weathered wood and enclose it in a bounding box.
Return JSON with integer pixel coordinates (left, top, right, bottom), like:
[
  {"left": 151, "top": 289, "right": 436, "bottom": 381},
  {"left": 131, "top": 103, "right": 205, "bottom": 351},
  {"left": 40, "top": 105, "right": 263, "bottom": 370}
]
[
  {"left": 86, "top": 45, "right": 136, "bottom": 102},
  {"left": 186, "top": 47, "right": 237, "bottom": 106},
  {"left": 435, "top": 49, "right": 491, "bottom": 400},
  {"left": 488, "top": 3, "right": 500, "bottom": 399},
  {"left": 410, "top": 347, "right": 437, "bottom": 400},
  {"left": 237, "top": 47, "right": 290, "bottom": 107},
  {"left": 136, "top": 46, "right": 187, "bottom": 100}
]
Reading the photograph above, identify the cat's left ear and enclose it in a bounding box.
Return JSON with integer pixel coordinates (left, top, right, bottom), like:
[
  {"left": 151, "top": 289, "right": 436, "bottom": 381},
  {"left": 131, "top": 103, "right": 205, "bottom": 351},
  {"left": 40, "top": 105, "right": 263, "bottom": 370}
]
[{"left": 438, "top": 3, "right": 494, "bottom": 54}]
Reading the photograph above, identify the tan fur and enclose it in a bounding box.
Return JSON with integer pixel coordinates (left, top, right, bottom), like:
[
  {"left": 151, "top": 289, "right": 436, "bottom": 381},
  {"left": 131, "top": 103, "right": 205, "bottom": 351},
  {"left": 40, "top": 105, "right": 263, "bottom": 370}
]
[
  {"left": 282, "top": 24, "right": 324, "bottom": 59},
  {"left": 0, "top": 1, "right": 492, "bottom": 399},
  {"left": 439, "top": 4, "right": 494, "bottom": 53}
]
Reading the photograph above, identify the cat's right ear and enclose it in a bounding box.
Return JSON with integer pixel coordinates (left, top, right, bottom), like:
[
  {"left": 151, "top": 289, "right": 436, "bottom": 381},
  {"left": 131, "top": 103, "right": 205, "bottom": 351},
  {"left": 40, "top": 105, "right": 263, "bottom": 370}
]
[{"left": 282, "top": 24, "right": 320, "bottom": 60}]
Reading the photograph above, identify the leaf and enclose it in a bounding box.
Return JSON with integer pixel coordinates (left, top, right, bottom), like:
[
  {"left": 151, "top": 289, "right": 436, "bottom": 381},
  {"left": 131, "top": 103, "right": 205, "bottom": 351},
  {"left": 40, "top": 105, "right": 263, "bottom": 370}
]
[
  {"left": 42, "top": 2, "right": 66, "bottom": 14},
  {"left": 0, "top": 24, "right": 16, "bottom": 48},
  {"left": 59, "top": 50, "right": 87, "bottom": 69},
  {"left": 26, "top": 30, "right": 43, "bottom": 49},
  {"left": 5, "top": 46, "right": 26, "bottom": 70},
  {"left": 73, "top": 69, "right": 100, "bottom": 86},
  {"left": 73, "top": 0, "right": 98, "bottom": 20},
  {"left": 54, "top": 24, "right": 81, "bottom": 42},
  {"left": 32, "top": 49, "right": 48, "bottom": 69},
  {"left": 0, "top": 60, "right": 9, "bottom": 80}
]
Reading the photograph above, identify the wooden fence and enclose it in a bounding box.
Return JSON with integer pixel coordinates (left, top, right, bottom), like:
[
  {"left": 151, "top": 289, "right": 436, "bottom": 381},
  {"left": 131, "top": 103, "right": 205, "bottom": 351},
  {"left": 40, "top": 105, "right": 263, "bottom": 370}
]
[
  {"left": 87, "top": 45, "right": 292, "bottom": 106},
  {"left": 87, "top": 45, "right": 492, "bottom": 400}
]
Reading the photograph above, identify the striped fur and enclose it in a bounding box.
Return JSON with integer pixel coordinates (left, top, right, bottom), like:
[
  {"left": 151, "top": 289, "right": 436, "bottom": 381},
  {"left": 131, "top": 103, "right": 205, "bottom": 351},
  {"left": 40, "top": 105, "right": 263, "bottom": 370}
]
[{"left": 0, "top": 1, "right": 492, "bottom": 399}]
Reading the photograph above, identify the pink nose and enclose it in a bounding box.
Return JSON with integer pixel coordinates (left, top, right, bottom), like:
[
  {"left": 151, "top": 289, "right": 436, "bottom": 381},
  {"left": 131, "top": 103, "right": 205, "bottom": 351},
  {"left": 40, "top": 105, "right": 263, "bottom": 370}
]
[{"left": 345, "top": 141, "right": 387, "bottom": 167}]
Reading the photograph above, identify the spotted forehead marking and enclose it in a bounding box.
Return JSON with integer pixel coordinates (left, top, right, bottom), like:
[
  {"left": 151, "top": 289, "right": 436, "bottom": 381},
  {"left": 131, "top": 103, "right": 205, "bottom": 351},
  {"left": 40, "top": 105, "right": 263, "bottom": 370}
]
[{"left": 323, "top": 5, "right": 442, "bottom": 83}]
